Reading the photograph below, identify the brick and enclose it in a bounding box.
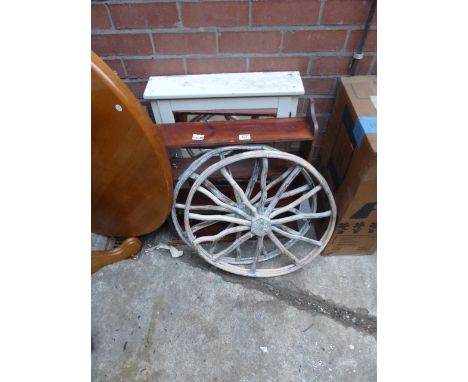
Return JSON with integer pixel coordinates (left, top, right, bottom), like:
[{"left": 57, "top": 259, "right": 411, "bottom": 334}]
[
  {"left": 313, "top": 98, "right": 335, "bottom": 114},
  {"left": 182, "top": 2, "right": 249, "bottom": 27},
  {"left": 91, "top": 34, "right": 153, "bottom": 56},
  {"left": 321, "top": 0, "right": 373, "bottom": 25},
  {"left": 312, "top": 55, "right": 373, "bottom": 76},
  {"left": 103, "top": 59, "right": 125, "bottom": 78},
  {"left": 284, "top": 30, "right": 347, "bottom": 52},
  {"left": 125, "top": 81, "right": 147, "bottom": 99},
  {"left": 109, "top": 3, "right": 179, "bottom": 29},
  {"left": 345, "top": 30, "right": 377, "bottom": 52},
  {"left": 219, "top": 31, "right": 281, "bottom": 53},
  {"left": 253, "top": 0, "right": 321, "bottom": 26},
  {"left": 302, "top": 78, "right": 336, "bottom": 95},
  {"left": 125, "top": 59, "right": 185, "bottom": 78},
  {"left": 311, "top": 56, "right": 351, "bottom": 75},
  {"left": 187, "top": 58, "right": 247, "bottom": 74},
  {"left": 92, "top": 5, "right": 112, "bottom": 30},
  {"left": 250, "top": 57, "right": 310, "bottom": 74},
  {"left": 153, "top": 33, "right": 216, "bottom": 54}
]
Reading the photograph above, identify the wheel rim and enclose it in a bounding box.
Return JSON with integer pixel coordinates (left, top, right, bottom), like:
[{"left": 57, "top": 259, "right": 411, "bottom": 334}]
[
  {"left": 171, "top": 145, "right": 318, "bottom": 265},
  {"left": 183, "top": 150, "right": 336, "bottom": 277}
]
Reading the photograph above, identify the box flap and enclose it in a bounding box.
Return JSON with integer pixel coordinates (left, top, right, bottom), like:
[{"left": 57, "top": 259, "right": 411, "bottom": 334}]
[{"left": 341, "top": 76, "right": 377, "bottom": 118}]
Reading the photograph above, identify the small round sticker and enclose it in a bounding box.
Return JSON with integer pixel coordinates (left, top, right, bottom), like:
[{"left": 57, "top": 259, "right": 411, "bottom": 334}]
[{"left": 115, "top": 104, "right": 123, "bottom": 112}]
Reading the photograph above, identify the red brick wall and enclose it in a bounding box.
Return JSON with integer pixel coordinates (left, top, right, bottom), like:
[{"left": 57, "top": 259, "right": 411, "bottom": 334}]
[{"left": 92, "top": 0, "right": 377, "bottom": 131}]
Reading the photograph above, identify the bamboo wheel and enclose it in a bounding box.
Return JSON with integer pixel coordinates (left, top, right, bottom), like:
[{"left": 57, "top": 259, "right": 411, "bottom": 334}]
[{"left": 181, "top": 149, "right": 336, "bottom": 277}]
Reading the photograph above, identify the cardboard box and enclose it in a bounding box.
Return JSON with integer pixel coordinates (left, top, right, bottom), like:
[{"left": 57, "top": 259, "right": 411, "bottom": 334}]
[{"left": 317, "top": 76, "right": 377, "bottom": 256}]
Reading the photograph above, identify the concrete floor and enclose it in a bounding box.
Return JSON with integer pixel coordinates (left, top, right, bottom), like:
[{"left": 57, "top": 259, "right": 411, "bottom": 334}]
[{"left": 92, "top": 226, "right": 376, "bottom": 382}]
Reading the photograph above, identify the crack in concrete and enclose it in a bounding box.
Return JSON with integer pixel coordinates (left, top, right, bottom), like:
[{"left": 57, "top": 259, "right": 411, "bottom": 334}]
[
  {"left": 221, "top": 272, "right": 377, "bottom": 337},
  {"left": 153, "top": 243, "right": 376, "bottom": 337}
]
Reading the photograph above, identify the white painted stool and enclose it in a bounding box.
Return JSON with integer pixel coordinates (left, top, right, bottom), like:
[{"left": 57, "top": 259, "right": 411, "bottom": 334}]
[{"left": 143, "top": 71, "right": 305, "bottom": 124}]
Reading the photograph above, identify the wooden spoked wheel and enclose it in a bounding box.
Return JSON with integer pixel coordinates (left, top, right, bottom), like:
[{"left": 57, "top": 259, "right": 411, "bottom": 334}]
[
  {"left": 172, "top": 145, "right": 319, "bottom": 266},
  {"left": 183, "top": 149, "right": 337, "bottom": 277}
]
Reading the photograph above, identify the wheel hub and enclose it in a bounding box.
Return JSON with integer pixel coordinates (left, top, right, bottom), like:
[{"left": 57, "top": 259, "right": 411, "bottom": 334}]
[{"left": 251, "top": 216, "right": 271, "bottom": 237}]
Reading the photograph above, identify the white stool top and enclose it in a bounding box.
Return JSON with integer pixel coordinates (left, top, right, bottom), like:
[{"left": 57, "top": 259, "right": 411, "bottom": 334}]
[{"left": 143, "top": 71, "right": 304, "bottom": 100}]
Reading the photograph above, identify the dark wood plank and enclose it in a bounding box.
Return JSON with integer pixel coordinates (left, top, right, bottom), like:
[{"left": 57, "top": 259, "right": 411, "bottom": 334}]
[
  {"left": 156, "top": 117, "right": 314, "bottom": 149},
  {"left": 171, "top": 156, "right": 291, "bottom": 180}
]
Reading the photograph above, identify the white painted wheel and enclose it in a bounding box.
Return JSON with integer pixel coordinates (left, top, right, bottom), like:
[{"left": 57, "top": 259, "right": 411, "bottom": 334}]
[{"left": 183, "top": 150, "right": 336, "bottom": 277}]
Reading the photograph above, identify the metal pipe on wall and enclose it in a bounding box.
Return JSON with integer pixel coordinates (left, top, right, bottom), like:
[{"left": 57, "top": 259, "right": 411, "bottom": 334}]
[{"left": 350, "top": 0, "right": 377, "bottom": 76}]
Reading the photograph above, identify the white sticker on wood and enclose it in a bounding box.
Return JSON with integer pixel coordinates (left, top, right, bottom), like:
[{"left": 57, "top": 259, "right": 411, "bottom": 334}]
[
  {"left": 239, "top": 134, "right": 251, "bottom": 141},
  {"left": 192, "top": 134, "right": 205, "bottom": 141}
]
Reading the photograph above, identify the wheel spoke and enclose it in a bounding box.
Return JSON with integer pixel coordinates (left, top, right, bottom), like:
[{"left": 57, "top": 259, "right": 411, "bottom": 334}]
[
  {"left": 271, "top": 211, "right": 332, "bottom": 225},
  {"left": 265, "top": 166, "right": 302, "bottom": 215},
  {"left": 245, "top": 159, "right": 260, "bottom": 199},
  {"left": 268, "top": 184, "right": 313, "bottom": 204},
  {"left": 194, "top": 225, "right": 250, "bottom": 244},
  {"left": 209, "top": 223, "right": 233, "bottom": 254},
  {"left": 271, "top": 226, "right": 321, "bottom": 246},
  {"left": 235, "top": 232, "right": 242, "bottom": 261},
  {"left": 250, "top": 236, "right": 264, "bottom": 275},
  {"left": 176, "top": 203, "right": 229, "bottom": 212},
  {"left": 212, "top": 232, "right": 254, "bottom": 261},
  {"left": 220, "top": 167, "right": 258, "bottom": 216},
  {"left": 203, "top": 179, "right": 234, "bottom": 204},
  {"left": 269, "top": 185, "right": 322, "bottom": 218},
  {"left": 254, "top": 184, "right": 314, "bottom": 209},
  {"left": 276, "top": 224, "right": 301, "bottom": 236},
  {"left": 218, "top": 153, "right": 252, "bottom": 261},
  {"left": 259, "top": 158, "right": 268, "bottom": 213},
  {"left": 267, "top": 232, "right": 300, "bottom": 264},
  {"left": 189, "top": 213, "right": 251, "bottom": 226},
  {"left": 190, "top": 173, "right": 233, "bottom": 204},
  {"left": 220, "top": 152, "right": 241, "bottom": 204},
  {"left": 197, "top": 186, "right": 252, "bottom": 220},
  {"left": 274, "top": 207, "right": 304, "bottom": 217},
  {"left": 250, "top": 167, "right": 294, "bottom": 204},
  {"left": 192, "top": 215, "right": 234, "bottom": 234}
]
